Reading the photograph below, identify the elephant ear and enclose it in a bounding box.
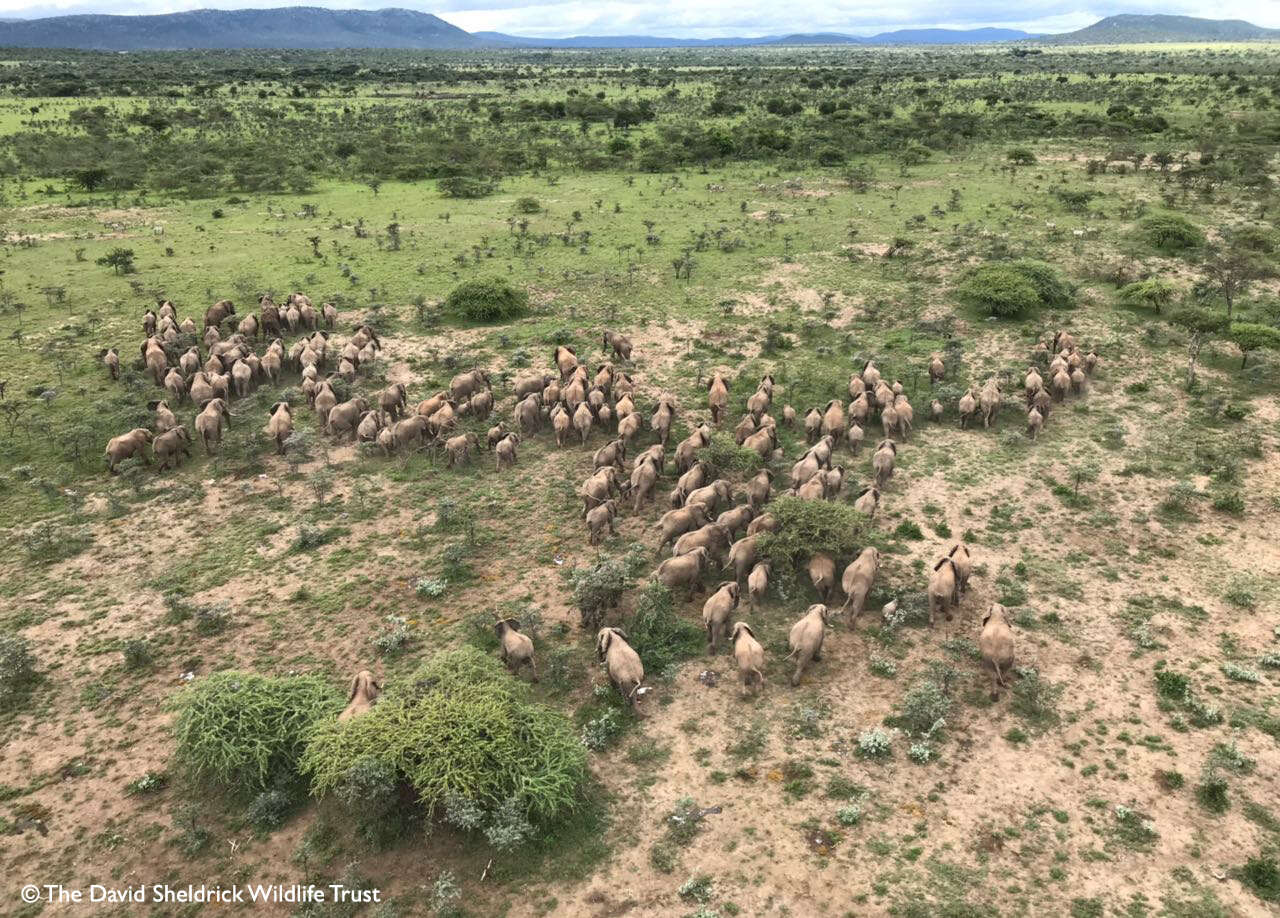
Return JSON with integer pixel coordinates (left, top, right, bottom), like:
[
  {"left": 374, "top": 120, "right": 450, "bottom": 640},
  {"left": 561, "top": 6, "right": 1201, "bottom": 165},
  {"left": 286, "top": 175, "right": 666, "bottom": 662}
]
[
  {"left": 737, "top": 623, "right": 756, "bottom": 639},
  {"left": 346, "top": 674, "right": 361, "bottom": 702},
  {"left": 933, "top": 557, "right": 948, "bottom": 572},
  {"left": 948, "top": 544, "right": 959, "bottom": 558}
]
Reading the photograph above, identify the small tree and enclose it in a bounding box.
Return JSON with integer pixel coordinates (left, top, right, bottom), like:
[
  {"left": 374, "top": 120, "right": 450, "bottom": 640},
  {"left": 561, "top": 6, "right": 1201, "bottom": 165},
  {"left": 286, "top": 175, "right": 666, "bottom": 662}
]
[
  {"left": 1168, "top": 306, "right": 1229, "bottom": 388},
  {"left": 1200, "top": 245, "right": 1271, "bottom": 319},
  {"left": 1227, "top": 323, "right": 1280, "bottom": 369},
  {"left": 1118, "top": 278, "right": 1176, "bottom": 315},
  {"left": 96, "top": 248, "right": 136, "bottom": 275}
]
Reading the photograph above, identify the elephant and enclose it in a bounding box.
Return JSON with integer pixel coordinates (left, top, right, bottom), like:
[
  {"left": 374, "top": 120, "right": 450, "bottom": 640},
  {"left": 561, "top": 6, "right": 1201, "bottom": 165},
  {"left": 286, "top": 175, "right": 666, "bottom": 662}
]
[
  {"left": 327, "top": 397, "right": 369, "bottom": 440},
  {"left": 195, "top": 398, "right": 231, "bottom": 454},
  {"left": 657, "top": 503, "right": 711, "bottom": 553},
  {"left": 673, "top": 522, "right": 731, "bottom": 566},
  {"left": 948, "top": 543, "right": 972, "bottom": 600},
  {"left": 804, "top": 408, "right": 823, "bottom": 444},
  {"left": 733, "top": 413, "right": 757, "bottom": 445},
  {"left": 444, "top": 432, "right": 480, "bottom": 468},
  {"left": 1027, "top": 407, "right": 1043, "bottom": 440},
  {"left": 1084, "top": 351, "right": 1099, "bottom": 375},
  {"left": 592, "top": 364, "right": 615, "bottom": 396},
  {"left": 514, "top": 393, "right": 542, "bottom": 433},
  {"left": 732, "top": 623, "right": 765, "bottom": 695},
  {"left": 929, "top": 400, "right": 944, "bottom": 423},
  {"left": 880, "top": 401, "right": 900, "bottom": 441},
  {"left": 726, "top": 534, "right": 758, "bottom": 583},
  {"left": 928, "top": 353, "right": 945, "bottom": 384},
  {"left": 514, "top": 372, "right": 552, "bottom": 399},
  {"left": 554, "top": 345, "right": 578, "bottom": 381},
  {"left": 426, "top": 401, "right": 459, "bottom": 440},
  {"left": 702, "top": 582, "right": 740, "bottom": 654},
  {"left": 685, "top": 479, "right": 732, "bottom": 516},
  {"left": 839, "top": 547, "right": 879, "bottom": 622},
  {"left": 551, "top": 405, "right": 572, "bottom": 447},
  {"left": 821, "top": 399, "right": 846, "bottom": 444},
  {"left": 1052, "top": 368, "right": 1071, "bottom": 401},
  {"left": 1032, "top": 387, "right": 1052, "bottom": 418},
  {"left": 853, "top": 486, "right": 880, "bottom": 518},
  {"left": 1052, "top": 330, "right": 1076, "bottom": 353},
  {"left": 872, "top": 439, "right": 897, "bottom": 489},
  {"left": 390, "top": 415, "right": 429, "bottom": 451},
  {"left": 153, "top": 425, "right": 192, "bottom": 470},
  {"left": 152, "top": 399, "right": 178, "bottom": 433},
  {"left": 496, "top": 618, "right": 538, "bottom": 681},
  {"left": 615, "top": 393, "right": 636, "bottom": 420},
  {"left": 261, "top": 302, "right": 283, "bottom": 339},
  {"left": 231, "top": 359, "right": 253, "bottom": 399},
  {"left": 322, "top": 303, "right": 338, "bottom": 329},
  {"left": 1024, "top": 367, "right": 1043, "bottom": 398},
  {"left": 674, "top": 425, "right": 711, "bottom": 474},
  {"left": 847, "top": 422, "right": 865, "bottom": 455},
  {"left": 958, "top": 388, "right": 977, "bottom": 429},
  {"left": 339, "top": 671, "right": 381, "bottom": 721},
  {"left": 742, "top": 425, "right": 777, "bottom": 459},
  {"left": 144, "top": 340, "right": 168, "bottom": 386},
  {"left": 707, "top": 372, "right": 730, "bottom": 425},
  {"left": 747, "top": 562, "right": 769, "bottom": 609},
  {"left": 650, "top": 395, "right": 677, "bottom": 447},
  {"left": 163, "top": 367, "right": 186, "bottom": 404},
  {"left": 716, "top": 504, "right": 755, "bottom": 540},
  {"left": 495, "top": 433, "right": 520, "bottom": 470},
  {"left": 313, "top": 381, "right": 338, "bottom": 429},
  {"left": 468, "top": 389, "right": 493, "bottom": 421},
  {"left": 788, "top": 604, "right": 833, "bottom": 686},
  {"left": 848, "top": 373, "right": 866, "bottom": 399},
  {"left": 237, "top": 313, "right": 260, "bottom": 341},
  {"left": 861, "top": 359, "right": 881, "bottom": 389},
  {"left": 582, "top": 466, "right": 625, "bottom": 517},
  {"left": 573, "top": 402, "right": 594, "bottom": 444},
  {"left": 630, "top": 455, "right": 661, "bottom": 512},
  {"left": 978, "top": 380, "right": 1002, "bottom": 428},
  {"left": 746, "top": 384, "right": 771, "bottom": 419},
  {"left": 806, "top": 435, "right": 835, "bottom": 469},
  {"left": 143, "top": 309, "right": 157, "bottom": 337},
  {"left": 849, "top": 391, "right": 871, "bottom": 426},
  {"left": 357, "top": 410, "right": 383, "bottom": 444},
  {"left": 790, "top": 452, "right": 822, "bottom": 490},
  {"left": 893, "top": 395, "right": 914, "bottom": 439},
  {"left": 298, "top": 303, "right": 318, "bottom": 330},
  {"left": 586, "top": 499, "right": 619, "bottom": 545},
  {"left": 205, "top": 299, "right": 235, "bottom": 329},
  {"left": 264, "top": 402, "right": 293, "bottom": 453},
  {"left": 927, "top": 556, "right": 960, "bottom": 627},
  {"left": 1071, "top": 367, "right": 1087, "bottom": 394},
  {"left": 487, "top": 423, "right": 508, "bottom": 451},
  {"left": 105, "top": 428, "right": 152, "bottom": 473},
  {"left": 654, "top": 546, "right": 710, "bottom": 601},
  {"left": 672, "top": 460, "right": 712, "bottom": 506},
  {"left": 602, "top": 330, "right": 632, "bottom": 362},
  {"left": 379, "top": 384, "right": 407, "bottom": 421},
  {"left": 596, "top": 627, "right": 644, "bottom": 706},
  {"left": 746, "top": 513, "right": 778, "bottom": 536},
  {"left": 808, "top": 552, "right": 837, "bottom": 604},
  {"left": 797, "top": 474, "right": 827, "bottom": 501},
  {"left": 102, "top": 347, "right": 120, "bottom": 380},
  {"left": 980, "top": 603, "right": 1016, "bottom": 700},
  {"left": 449, "top": 369, "right": 490, "bottom": 401},
  {"left": 746, "top": 469, "right": 773, "bottom": 511}
]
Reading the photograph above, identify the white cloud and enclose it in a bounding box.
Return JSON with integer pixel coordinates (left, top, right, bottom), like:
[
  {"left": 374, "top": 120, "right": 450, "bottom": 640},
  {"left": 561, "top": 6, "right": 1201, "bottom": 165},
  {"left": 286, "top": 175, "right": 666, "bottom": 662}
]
[{"left": 1, "top": 0, "right": 1277, "bottom": 34}]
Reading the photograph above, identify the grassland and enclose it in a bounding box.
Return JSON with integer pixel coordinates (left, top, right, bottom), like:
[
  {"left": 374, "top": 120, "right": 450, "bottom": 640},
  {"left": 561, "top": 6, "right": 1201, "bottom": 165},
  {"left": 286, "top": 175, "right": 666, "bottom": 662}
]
[{"left": 1, "top": 42, "right": 1279, "bottom": 918}]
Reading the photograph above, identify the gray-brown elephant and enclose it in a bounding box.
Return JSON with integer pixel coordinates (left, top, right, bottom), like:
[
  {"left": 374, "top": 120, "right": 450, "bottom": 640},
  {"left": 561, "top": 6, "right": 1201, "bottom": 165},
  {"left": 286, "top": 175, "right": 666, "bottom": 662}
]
[
  {"left": 153, "top": 425, "right": 192, "bottom": 470},
  {"left": 732, "top": 622, "right": 765, "bottom": 694},
  {"left": 654, "top": 546, "right": 710, "bottom": 601},
  {"left": 602, "top": 330, "right": 632, "bottom": 362},
  {"left": 379, "top": 383, "right": 407, "bottom": 421},
  {"left": 596, "top": 627, "right": 644, "bottom": 706},
  {"left": 327, "top": 397, "right": 369, "bottom": 440},
  {"left": 585, "top": 499, "right": 619, "bottom": 545},
  {"left": 339, "top": 670, "right": 381, "bottom": 721},
  {"left": 105, "top": 428, "right": 152, "bottom": 473},
  {"left": 979, "top": 603, "right": 1015, "bottom": 700},
  {"left": 195, "top": 398, "right": 231, "bottom": 454},
  {"left": 496, "top": 618, "right": 537, "bottom": 681},
  {"left": 788, "top": 604, "right": 833, "bottom": 686},
  {"left": 264, "top": 402, "right": 293, "bottom": 454},
  {"left": 839, "top": 547, "right": 879, "bottom": 622},
  {"left": 702, "top": 581, "right": 740, "bottom": 654}
]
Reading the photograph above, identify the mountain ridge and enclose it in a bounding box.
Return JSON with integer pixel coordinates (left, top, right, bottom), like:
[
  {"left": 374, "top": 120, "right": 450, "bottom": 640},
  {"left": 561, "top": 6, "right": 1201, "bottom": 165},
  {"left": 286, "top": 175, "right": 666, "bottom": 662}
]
[{"left": 0, "top": 9, "right": 1276, "bottom": 51}]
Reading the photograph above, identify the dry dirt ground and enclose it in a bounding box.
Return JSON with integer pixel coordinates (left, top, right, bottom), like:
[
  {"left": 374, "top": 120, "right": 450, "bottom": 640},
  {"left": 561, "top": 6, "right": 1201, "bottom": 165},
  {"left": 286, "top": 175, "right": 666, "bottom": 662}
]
[{"left": 2, "top": 270, "right": 1278, "bottom": 918}]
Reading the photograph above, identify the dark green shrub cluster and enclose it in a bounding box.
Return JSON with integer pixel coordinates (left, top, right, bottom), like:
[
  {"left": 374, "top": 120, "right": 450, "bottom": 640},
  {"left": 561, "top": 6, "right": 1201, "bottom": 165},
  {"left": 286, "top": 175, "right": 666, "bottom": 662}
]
[
  {"left": 755, "top": 497, "right": 870, "bottom": 572},
  {"left": 438, "top": 175, "right": 497, "bottom": 198},
  {"left": 1135, "top": 212, "right": 1203, "bottom": 253},
  {"left": 955, "top": 259, "right": 1073, "bottom": 318},
  {"left": 0, "top": 632, "right": 36, "bottom": 708},
  {"left": 706, "top": 431, "right": 764, "bottom": 474},
  {"left": 566, "top": 549, "right": 639, "bottom": 630},
  {"left": 169, "top": 671, "right": 342, "bottom": 791},
  {"left": 445, "top": 277, "right": 529, "bottom": 323},
  {"left": 625, "top": 582, "right": 703, "bottom": 676},
  {"left": 301, "top": 647, "right": 586, "bottom": 832}
]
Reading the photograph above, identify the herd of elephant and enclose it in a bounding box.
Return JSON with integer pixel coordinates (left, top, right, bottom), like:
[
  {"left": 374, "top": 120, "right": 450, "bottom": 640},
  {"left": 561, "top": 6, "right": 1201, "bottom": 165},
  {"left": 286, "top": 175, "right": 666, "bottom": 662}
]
[{"left": 101, "top": 302, "right": 1093, "bottom": 709}]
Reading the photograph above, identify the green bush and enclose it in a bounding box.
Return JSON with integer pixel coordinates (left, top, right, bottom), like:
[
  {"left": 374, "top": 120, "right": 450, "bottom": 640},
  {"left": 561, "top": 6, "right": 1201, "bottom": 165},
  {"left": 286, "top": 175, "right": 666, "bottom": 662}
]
[
  {"left": 706, "top": 431, "right": 764, "bottom": 474},
  {"left": 170, "top": 671, "right": 342, "bottom": 791},
  {"left": 1117, "top": 278, "right": 1176, "bottom": 315},
  {"left": 438, "top": 175, "right": 496, "bottom": 198},
  {"left": 0, "top": 632, "right": 36, "bottom": 708},
  {"left": 1237, "top": 855, "right": 1280, "bottom": 902},
  {"left": 301, "top": 647, "right": 585, "bottom": 831},
  {"left": 625, "top": 582, "right": 703, "bottom": 675},
  {"left": 566, "top": 551, "right": 636, "bottom": 630},
  {"left": 1228, "top": 323, "right": 1280, "bottom": 369},
  {"left": 955, "top": 259, "right": 1072, "bottom": 318},
  {"left": 514, "top": 196, "right": 542, "bottom": 213},
  {"left": 1136, "top": 212, "right": 1203, "bottom": 253},
  {"left": 755, "top": 497, "right": 870, "bottom": 573},
  {"left": 445, "top": 277, "right": 529, "bottom": 323}
]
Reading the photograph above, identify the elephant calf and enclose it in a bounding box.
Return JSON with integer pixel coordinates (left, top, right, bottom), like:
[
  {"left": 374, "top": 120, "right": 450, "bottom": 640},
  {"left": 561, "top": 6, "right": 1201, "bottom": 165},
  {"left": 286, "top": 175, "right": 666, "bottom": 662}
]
[
  {"left": 496, "top": 619, "right": 537, "bottom": 681},
  {"left": 927, "top": 557, "right": 960, "bottom": 627},
  {"left": 495, "top": 433, "right": 520, "bottom": 470},
  {"left": 339, "top": 670, "right": 381, "bottom": 721},
  {"left": 732, "top": 622, "right": 765, "bottom": 695},
  {"left": 979, "top": 603, "right": 1015, "bottom": 700},
  {"left": 585, "top": 500, "right": 618, "bottom": 546},
  {"left": 702, "top": 582, "right": 739, "bottom": 654}
]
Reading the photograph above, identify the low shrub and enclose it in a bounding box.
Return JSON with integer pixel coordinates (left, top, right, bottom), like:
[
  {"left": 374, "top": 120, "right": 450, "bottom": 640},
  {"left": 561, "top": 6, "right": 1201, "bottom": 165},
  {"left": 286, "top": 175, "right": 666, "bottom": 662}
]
[
  {"left": 566, "top": 550, "right": 637, "bottom": 630},
  {"left": 438, "top": 175, "right": 496, "bottom": 198},
  {"left": 170, "top": 671, "right": 342, "bottom": 791},
  {"left": 302, "top": 647, "right": 586, "bottom": 836},
  {"left": 755, "top": 497, "right": 869, "bottom": 574},
  {"left": 706, "top": 431, "right": 764, "bottom": 474},
  {"left": 625, "top": 582, "right": 702, "bottom": 676},
  {"left": 0, "top": 632, "right": 36, "bottom": 708},
  {"left": 1135, "top": 212, "right": 1203, "bottom": 253},
  {"left": 444, "top": 277, "right": 528, "bottom": 323},
  {"left": 955, "top": 259, "right": 1073, "bottom": 318}
]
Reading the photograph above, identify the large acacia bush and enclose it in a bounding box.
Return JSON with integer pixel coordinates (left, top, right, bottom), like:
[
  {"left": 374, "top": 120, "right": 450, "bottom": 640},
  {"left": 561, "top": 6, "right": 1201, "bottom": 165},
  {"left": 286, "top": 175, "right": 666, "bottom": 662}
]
[
  {"left": 170, "top": 671, "right": 342, "bottom": 791},
  {"left": 756, "top": 497, "right": 871, "bottom": 573},
  {"left": 955, "top": 259, "right": 1073, "bottom": 318},
  {"left": 445, "top": 277, "right": 529, "bottom": 323},
  {"left": 301, "top": 647, "right": 585, "bottom": 828},
  {"left": 1135, "top": 212, "right": 1204, "bottom": 253}
]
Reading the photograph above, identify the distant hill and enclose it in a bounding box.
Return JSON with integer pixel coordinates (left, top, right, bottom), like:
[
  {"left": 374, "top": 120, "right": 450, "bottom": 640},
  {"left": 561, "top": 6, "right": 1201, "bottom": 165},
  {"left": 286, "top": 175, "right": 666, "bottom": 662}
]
[
  {"left": 1048, "top": 14, "right": 1280, "bottom": 43},
  {"left": 0, "top": 7, "right": 482, "bottom": 50},
  {"left": 476, "top": 27, "right": 1033, "bottom": 48}
]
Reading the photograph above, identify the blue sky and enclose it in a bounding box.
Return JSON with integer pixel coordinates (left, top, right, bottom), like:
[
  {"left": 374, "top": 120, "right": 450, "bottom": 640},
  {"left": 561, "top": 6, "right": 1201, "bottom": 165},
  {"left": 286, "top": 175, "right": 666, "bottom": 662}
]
[{"left": 2, "top": 0, "right": 1278, "bottom": 36}]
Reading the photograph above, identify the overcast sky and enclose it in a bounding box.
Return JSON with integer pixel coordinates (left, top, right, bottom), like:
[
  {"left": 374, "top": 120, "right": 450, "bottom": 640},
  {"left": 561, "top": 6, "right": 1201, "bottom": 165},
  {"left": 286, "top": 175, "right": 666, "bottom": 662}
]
[{"left": 2, "top": 0, "right": 1278, "bottom": 36}]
